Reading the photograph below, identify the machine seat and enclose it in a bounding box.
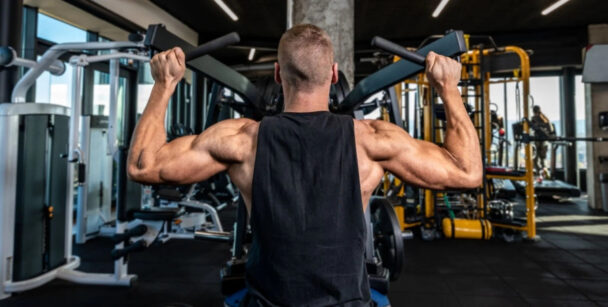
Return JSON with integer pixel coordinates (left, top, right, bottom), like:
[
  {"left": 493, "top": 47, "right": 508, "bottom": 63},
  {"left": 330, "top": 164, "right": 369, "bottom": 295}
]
[{"left": 132, "top": 207, "right": 183, "bottom": 221}]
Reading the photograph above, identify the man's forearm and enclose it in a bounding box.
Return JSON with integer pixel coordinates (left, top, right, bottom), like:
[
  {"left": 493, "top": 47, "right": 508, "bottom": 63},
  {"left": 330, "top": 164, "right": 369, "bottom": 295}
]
[
  {"left": 441, "top": 87, "right": 482, "bottom": 176},
  {"left": 127, "top": 82, "right": 175, "bottom": 173}
]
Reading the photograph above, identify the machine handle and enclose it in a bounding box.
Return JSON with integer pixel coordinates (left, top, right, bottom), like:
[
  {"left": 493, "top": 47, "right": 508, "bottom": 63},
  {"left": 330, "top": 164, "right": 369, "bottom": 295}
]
[
  {"left": 371, "top": 36, "right": 426, "bottom": 65},
  {"left": 111, "top": 239, "right": 147, "bottom": 260},
  {"left": 185, "top": 32, "right": 240, "bottom": 61}
]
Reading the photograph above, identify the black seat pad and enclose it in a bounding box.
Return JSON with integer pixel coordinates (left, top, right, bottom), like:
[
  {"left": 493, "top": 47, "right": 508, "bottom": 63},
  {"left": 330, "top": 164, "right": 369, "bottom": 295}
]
[{"left": 132, "top": 207, "right": 182, "bottom": 221}]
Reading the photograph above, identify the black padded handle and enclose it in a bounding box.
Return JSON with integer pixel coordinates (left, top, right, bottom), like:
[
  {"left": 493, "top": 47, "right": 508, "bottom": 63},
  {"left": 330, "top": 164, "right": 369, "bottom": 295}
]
[
  {"left": 111, "top": 239, "right": 147, "bottom": 260},
  {"left": 371, "top": 36, "right": 426, "bottom": 65},
  {"left": 112, "top": 224, "right": 148, "bottom": 243},
  {"left": 185, "top": 32, "right": 240, "bottom": 61}
]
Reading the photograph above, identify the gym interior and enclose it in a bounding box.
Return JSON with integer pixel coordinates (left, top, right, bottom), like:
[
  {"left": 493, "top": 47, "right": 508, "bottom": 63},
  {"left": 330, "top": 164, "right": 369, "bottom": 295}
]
[{"left": 1, "top": 0, "right": 608, "bottom": 306}]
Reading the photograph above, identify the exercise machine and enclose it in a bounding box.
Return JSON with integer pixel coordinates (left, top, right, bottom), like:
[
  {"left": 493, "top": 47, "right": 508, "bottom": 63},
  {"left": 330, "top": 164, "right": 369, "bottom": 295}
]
[{"left": 0, "top": 27, "right": 240, "bottom": 299}]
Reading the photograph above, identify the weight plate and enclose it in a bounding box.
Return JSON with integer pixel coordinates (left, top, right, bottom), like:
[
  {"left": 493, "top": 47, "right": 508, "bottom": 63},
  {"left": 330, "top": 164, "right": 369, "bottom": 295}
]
[{"left": 370, "top": 198, "right": 404, "bottom": 281}]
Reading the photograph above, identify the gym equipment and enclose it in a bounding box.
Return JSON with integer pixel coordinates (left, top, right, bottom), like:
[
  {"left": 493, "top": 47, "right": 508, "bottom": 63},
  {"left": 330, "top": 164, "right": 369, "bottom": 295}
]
[
  {"left": 334, "top": 30, "right": 466, "bottom": 115},
  {"left": 0, "top": 103, "right": 75, "bottom": 299},
  {"left": 196, "top": 196, "right": 399, "bottom": 307},
  {"left": 370, "top": 33, "right": 538, "bottom": 241},
  {"left": 442, "top": 218, "right": 492, "bottom": 240},
  {"left": 369, "top": 198, "right": 404, "bottom": 281},
  {"left": 0, "top": 26, "right": 240, "bottom": 300}
]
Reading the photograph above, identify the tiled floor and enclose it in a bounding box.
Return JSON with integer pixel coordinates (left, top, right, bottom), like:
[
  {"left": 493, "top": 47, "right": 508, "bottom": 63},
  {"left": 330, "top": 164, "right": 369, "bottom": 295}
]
[{"left": 1, "top": 196, "right": 607, "bottom": 306}]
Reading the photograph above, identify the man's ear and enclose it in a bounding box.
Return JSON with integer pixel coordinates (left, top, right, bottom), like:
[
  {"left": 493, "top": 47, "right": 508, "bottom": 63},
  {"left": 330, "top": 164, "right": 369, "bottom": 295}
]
[
  {"left": 274, "top": 62, "right": 282, "bottom": 85},
  {"left": 331, "top": 63, "right": 339, "bottom": 85}
]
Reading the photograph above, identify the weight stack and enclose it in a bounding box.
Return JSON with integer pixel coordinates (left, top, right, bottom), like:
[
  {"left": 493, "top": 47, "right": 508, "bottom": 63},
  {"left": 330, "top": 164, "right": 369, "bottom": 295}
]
[{"left": 0, "top": 103, "right": 70, "bottom": 282}]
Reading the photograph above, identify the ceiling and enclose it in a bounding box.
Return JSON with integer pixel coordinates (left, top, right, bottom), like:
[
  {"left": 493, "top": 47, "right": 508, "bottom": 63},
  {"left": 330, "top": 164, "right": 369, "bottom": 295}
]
[{"left": 150, "top": 0, "right": 607, "bottom": 76}]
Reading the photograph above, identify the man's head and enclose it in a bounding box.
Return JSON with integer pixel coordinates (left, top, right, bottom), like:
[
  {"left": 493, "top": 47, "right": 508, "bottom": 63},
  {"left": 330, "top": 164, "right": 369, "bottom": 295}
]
[
  {"left": 533, "top": 105, "right": 541, "bottom": 115},
  {"left": 275, "top": 24, "right": 338, "bottom": 93}
]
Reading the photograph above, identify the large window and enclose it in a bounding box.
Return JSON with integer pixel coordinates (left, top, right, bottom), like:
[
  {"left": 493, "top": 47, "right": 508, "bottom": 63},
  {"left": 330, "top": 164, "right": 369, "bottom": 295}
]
[
  {"left": 34, "top": 58, "right": 73, "bottom": 107},
  {"left": 530, "top": 76, "right": 562, "bottom": 168},
  {"left": 34, "top": 13, "right": 88, "bottom": 107},
  {"left": 37, "top": 13, "right": 87, "bottom": 44}
]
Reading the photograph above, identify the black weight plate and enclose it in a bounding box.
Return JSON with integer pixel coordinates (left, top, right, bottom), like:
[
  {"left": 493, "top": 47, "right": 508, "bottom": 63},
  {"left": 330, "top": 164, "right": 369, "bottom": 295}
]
[{"left": 370, "top": 197, "right": 404, "bottom": 281}]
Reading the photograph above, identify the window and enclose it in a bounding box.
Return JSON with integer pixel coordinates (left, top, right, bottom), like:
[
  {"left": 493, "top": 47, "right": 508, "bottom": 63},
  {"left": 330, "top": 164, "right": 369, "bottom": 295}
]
[
  {"left": 489, "top": 80, "right": 520, "bottom": 167},
  {"left": 34, "top": 57, "right": 73, "bottom": 107},
  {"left": 37, "top": 13, "right": 87, "bottom": 44},
  {"left": 137, "top": 62, "right": 154, "bottom": 115},
  {"left": 530, "top": 76, "right": 562, "bottom": 168},
  {"left": 34, "top": 13, "right": 87, "bottom": 106}
]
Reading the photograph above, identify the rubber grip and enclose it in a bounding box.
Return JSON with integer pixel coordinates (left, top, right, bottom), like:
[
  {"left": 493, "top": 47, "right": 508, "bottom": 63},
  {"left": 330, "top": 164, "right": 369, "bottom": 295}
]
[
  {"left": 185, "top": 32, "right": 240, "bottom": 61},
  {"left": 0, "top": 46, "right": 14, "bottom": 66},
  {"left": 111, "top": 239, "right": 147, "bottom": 260},
  {"left": 371, "top": 36, "right": 426, "bottom": 65}
]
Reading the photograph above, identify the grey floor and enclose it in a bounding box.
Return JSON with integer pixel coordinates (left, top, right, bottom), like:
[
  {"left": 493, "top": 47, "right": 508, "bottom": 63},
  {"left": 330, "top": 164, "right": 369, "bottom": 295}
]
[{"left": 1, "top": 197, "right": 608, "bottom": 307}]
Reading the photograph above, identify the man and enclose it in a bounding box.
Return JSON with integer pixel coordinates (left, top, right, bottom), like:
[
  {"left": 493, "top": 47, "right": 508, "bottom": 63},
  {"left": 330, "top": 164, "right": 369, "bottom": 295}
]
[
  {"left": 128, "top": 24, "right": 481, "bottom": 306},
  {"left": 531, "top": 105, "right": 554, "bottom": 173}
]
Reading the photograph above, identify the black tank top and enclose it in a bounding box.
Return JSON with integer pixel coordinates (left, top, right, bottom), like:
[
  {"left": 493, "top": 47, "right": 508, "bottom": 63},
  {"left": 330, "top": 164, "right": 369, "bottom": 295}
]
[{"left": 246, "top": 111, "right": 371, "bottom": 306}]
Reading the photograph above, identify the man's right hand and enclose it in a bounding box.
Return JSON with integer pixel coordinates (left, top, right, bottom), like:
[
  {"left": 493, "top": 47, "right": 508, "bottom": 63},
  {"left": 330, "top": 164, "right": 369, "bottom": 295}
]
[
  {"left": 150, "top": 47, "right": 186, "bottom": 87},
  {"left": 425, "top": 51, "right": 461, "bottom": 96}
]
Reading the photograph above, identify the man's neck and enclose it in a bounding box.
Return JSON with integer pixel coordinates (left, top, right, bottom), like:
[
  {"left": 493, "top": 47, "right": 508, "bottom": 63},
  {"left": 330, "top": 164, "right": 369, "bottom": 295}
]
[{"left": 283, "top": 86, "right": 330, "bottom": 113}]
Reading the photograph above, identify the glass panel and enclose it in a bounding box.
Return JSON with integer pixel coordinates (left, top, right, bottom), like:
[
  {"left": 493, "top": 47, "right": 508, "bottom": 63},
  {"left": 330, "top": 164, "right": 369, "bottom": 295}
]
[
  {"left": 137, "top": 62, "right": 154, "bottom": 115},
  {"left": 34, "top": 56, "right": 73, "bottom": 107},
  {"left": 530, "top": 76, "right": 561, "bottom": 168},
  {"left": 489, "top": 80, "right": 520, "bottom": 167},
  {"left": 575, "top": 75, "right": 586, "bottom": 169},
  {"left": 92, "top": 71, "right": 110, "bottom": 115},
  {"left": 37, "top": 13, "right": 87, "bottom": 44}
]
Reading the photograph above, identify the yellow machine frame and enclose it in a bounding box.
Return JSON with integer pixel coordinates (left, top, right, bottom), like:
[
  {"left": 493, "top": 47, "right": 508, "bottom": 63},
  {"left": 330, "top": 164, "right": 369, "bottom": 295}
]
[{"left": 384, "top": 40, "right": 537, "bottom": 239}]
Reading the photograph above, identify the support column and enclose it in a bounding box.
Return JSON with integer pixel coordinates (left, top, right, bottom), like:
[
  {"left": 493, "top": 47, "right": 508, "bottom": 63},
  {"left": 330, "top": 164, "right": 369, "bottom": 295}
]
[
  {"left": 586, "top": 24, "right": 608, "bottom": 210},
  {"left": 560, "top": 67, "right": 577, "bottom": 185},
  {"left": 0, "top": 0, "right": 24, "bottom": 103},
  {"left": 290, "top": 0, "right": 355, "bottom": 88}
]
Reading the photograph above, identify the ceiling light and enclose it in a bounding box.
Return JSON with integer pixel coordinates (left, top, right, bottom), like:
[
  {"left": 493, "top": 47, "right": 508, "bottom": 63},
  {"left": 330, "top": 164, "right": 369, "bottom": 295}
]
[
  {"left": 248, "top": 48, "right": 256, "bottom": 61},
  {"left": 432, "top": 0, "right": 450, "bottom": 18},
  {"left": 541, "top": 0, "right": 571, "bottom": 15},
  {"left": 213, "top": 0, "right": 239, "bottom": 21}
]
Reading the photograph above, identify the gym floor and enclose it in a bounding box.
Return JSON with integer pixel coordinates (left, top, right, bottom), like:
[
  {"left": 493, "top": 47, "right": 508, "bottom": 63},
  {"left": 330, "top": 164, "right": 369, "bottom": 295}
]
[{"left": 2, "top": 198, "right": 607, "bottom": 307}]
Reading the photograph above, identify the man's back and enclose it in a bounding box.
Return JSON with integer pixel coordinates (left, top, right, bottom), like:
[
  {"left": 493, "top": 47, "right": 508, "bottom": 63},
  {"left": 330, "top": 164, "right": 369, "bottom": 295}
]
[{"left": 244, "top": 111, "right": 370, "bottom": 306}]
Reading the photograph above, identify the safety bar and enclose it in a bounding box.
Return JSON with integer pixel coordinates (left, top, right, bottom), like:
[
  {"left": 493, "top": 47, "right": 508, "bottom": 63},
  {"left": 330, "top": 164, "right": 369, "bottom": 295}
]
[{"left": 12, "top": 41, "right": 144, "bottom": 103}]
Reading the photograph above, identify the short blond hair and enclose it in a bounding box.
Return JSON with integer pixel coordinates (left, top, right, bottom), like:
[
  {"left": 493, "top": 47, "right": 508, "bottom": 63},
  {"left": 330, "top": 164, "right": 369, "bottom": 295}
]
[{"left": 277, "top": 24, "right": 334, "bottom": 92}]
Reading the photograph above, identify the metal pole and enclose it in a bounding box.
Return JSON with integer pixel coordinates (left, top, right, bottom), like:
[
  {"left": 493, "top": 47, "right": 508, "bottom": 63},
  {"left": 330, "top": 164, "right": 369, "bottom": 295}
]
[
  {"left": 560, "top": 67, "right": 577, "bottom": 185},
  {"left": 108, "top": 51, "right": 119, "bottom": 156},
  {"left": 503, "top": 78, "right": 509, "bottom": 165},
  {"left": 286, "top": 0, "right": 293, "bottom": 29},
  {"left": 66, "top": 63, "right": 84, "bottom": 258},
  {"left": 202, "top": 77, "right": 208, "bottom": 129}
]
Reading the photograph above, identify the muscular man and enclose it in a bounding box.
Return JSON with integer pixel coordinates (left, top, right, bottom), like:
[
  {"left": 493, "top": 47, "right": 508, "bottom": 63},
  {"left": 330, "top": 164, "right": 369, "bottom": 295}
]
[{"left": 128, "top": 24, "right": 481, "bottom": 306}]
